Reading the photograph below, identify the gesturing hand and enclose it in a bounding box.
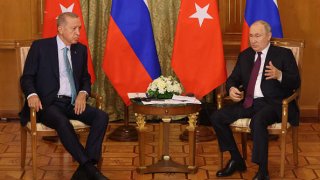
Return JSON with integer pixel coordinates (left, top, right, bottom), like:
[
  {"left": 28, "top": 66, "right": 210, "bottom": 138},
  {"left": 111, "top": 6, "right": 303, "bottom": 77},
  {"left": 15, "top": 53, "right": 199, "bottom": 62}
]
[{"left": 265, "top": 61, "right": 282, "bottom": 80}]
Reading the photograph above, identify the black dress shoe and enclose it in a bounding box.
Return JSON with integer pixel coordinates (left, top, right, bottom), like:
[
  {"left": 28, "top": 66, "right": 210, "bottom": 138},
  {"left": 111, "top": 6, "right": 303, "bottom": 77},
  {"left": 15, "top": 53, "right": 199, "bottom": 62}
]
[
  {"left": 82, "top": 161, "right": 109, "bottom": 180},
  {"left": 71, "top": 166, "right": 89, "bottom": 180},
  {"left": 252, "top": 171, "right": 270, "bottom": 180},
  {"left": 42, "top": 136, "right": 59, "bottom": 142},
  {"left": 216, "top": 159, "right": 247, "bottom": 177}
]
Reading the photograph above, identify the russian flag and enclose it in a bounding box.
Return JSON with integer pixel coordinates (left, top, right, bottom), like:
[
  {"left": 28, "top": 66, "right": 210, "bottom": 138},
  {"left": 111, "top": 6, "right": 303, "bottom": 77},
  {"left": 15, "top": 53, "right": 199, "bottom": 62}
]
[
  {"left": 102, "top": 0, "right": 161, "bottom": 105},
  {"left": 241, "top": 0, "right": 283, "bottom": 51}
]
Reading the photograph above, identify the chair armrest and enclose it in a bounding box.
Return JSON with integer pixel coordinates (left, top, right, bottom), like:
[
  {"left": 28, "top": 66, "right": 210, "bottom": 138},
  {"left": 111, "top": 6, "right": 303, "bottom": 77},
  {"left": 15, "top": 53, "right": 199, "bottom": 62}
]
[
  {"left": 216, "top": 93, "right": 234, "bottom": 110},
  {"left": 89, "top": 93, "right": 103, "bottom": 110},
  {"left": 29, "top": 107, "right": 37, "bottom": 132},
  {"left": 216, "top": 85, "right": 228, "bottom": 110},
  {"left": 280, "top": 91, "right": 299, "bottom": 130},
  {"left": 216, "top": 93, "right": 224, "bottom": 110},
  {"left": 282, "top": 91, "right": 299, "bottom": 105}
]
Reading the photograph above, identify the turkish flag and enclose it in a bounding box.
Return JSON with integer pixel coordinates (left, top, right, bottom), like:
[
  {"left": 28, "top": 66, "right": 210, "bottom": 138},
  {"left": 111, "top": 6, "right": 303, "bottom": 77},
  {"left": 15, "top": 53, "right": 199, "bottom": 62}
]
[
  {"left": 43, "top": 0, "right": 96, "bottom": 84},
  {"left": 171, "top": 0, "right": 226, "bottom": 99}
]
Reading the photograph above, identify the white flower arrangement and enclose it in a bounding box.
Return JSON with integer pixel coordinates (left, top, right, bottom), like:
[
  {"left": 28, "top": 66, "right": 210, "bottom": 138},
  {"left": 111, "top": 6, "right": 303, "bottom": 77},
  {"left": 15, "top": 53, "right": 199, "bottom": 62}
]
[{"left": 147, "top": 75, "right": 183, "bottom": 99}]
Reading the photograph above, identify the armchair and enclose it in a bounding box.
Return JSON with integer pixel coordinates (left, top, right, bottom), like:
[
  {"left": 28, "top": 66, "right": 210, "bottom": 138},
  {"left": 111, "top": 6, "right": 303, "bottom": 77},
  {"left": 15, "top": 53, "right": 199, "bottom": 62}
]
[
  {"left": 16, "top": 41, "right": 104, "bottom": 179},
  {"left": 216, "top": 38, "right": 304, "bottom": 178}
]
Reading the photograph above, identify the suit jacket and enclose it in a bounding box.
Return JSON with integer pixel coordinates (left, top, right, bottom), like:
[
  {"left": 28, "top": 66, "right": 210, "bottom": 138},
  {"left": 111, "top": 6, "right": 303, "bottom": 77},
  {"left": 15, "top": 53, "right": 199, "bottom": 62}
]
[
  {"left": 226, "top": 45, "right": 301, "bottom": 125},
  {"left": 20, "top": 37, "right": 91, "bottom": 126}
]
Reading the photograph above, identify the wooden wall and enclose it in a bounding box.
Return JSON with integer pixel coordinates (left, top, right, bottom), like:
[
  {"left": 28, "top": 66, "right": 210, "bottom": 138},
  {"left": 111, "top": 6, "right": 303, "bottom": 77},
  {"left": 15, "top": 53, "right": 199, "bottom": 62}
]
[
  {"left": 0, "top": 0, "right": 43, "bottom": 39},
  {"left": 0, "top": 0, "right": 42, "bottom": 118},
  {"left": 278, "top": 0, "right": 320, "bottom": 117},
  {"left": 0, "top": 0, "right": 319, "bottom": 119},
  {"left": 218, "top": 0, "right": 245, "bottom": 76},
  {"left": 0, "top": 42, "right": 21, "bottom": 118}
]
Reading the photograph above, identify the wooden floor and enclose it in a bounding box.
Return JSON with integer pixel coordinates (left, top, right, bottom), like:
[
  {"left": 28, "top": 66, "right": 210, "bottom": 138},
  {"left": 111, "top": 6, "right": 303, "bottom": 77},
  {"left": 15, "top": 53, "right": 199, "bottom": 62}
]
[{"left": 0, "top": 120, "right": 319, "bottom": 180}]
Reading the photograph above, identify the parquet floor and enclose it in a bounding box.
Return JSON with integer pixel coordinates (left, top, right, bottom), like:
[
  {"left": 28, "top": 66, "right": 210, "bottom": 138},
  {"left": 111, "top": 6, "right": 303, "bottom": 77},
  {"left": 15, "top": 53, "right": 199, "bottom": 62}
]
[{"left": 0, "top": 120, "right": 319, "bottom": 180}]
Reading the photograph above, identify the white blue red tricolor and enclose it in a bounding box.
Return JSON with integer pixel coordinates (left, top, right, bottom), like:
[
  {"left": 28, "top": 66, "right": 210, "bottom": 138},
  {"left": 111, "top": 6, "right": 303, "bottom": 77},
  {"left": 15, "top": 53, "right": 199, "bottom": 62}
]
[
  {"left": 241, "top": 0, "right": 283, "bottom": 51},
  {"left": 103, "top": 0, "right": 161, "bottom": 105}
]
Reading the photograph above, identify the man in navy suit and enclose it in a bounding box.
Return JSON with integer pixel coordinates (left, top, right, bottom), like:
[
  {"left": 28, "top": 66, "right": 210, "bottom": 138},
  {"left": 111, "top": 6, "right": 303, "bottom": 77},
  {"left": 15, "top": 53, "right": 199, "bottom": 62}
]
[
  {"left": 210, "top": 20, "right": 300, "bottom": 180},
  {"left": 20, "top": 12, "right": 109, "bottom": 180}
]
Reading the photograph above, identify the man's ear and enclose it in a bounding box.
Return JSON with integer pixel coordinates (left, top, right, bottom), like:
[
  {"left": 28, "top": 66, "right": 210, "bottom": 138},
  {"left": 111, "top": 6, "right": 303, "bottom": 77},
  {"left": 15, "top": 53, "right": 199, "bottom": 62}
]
[
  {"left": 57, "top": 26, "right": 63, "bottom": 34},
  {"left": 268, "top": 32, "right": 272, "bottom": 40}
]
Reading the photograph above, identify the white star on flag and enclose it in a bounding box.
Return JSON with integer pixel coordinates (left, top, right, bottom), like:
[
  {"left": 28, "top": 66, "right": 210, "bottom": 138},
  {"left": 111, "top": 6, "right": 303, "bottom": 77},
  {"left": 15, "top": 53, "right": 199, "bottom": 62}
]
[
  {"left": 189, "top": 3, "right": 213, "bottom": 27},
  {"left": 60, "top": 3, "right": 75, "bottom": 13}
]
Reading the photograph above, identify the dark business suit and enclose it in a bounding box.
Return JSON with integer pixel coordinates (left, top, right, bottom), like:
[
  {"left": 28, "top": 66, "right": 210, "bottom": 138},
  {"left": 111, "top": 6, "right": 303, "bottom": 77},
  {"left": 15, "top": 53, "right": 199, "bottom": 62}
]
[
  {"left": 210, "top": 45, "right": 300, "bottom": 167},
  {"left": 20, "top": 37, "right": 108, "bottom": 165}
]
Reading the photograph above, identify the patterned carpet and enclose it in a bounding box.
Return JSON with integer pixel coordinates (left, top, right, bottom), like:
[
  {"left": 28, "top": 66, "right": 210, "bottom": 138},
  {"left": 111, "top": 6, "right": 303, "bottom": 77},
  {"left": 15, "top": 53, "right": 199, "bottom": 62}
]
[{"left": 0, "top": 120, "right": 319, "bottom": 179}]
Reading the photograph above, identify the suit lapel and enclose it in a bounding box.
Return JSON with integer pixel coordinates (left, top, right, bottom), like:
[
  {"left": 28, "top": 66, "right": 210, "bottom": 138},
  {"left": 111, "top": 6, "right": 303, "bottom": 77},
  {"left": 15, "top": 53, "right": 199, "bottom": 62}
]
[
  {"left": 50, "top": 37, "right": 59, "bottom": 80},
  {"left": 70, "top": 44, "right": 79, "bottom": 90},
  {"left": 263, "top": 45, "right": 275, "bottom": 80},
  {"left": 247, "top": 48, "right": 256, "bottom": 73},
  {"left": 242, "top": 49, "right": 256, "bottom": 87}
]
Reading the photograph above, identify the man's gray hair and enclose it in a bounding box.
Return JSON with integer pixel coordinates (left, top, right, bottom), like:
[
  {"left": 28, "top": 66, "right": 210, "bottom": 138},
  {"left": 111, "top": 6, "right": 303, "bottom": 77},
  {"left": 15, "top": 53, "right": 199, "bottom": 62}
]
[
  {"left": 253, "top": 20, "right": 272, "bottom": 33},
  {"left": 57, "top": 12, "right": 79, "bottom": 27}
]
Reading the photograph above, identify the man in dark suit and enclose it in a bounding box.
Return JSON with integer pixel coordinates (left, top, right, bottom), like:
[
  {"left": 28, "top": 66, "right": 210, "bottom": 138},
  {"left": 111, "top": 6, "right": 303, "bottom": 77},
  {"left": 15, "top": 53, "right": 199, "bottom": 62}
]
[
  {"left": 210, "top": 20, "right": 300, "bottom": 180},
  {"left": 20, "top": 12, "right": 109, "bottom": 180}
]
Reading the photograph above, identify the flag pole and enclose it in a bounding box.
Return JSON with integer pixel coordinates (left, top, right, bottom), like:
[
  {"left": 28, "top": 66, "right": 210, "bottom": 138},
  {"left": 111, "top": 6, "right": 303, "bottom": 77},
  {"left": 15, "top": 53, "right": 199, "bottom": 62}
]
[{"left": 108, "top": 103, "right": 138, "bottom": 142}]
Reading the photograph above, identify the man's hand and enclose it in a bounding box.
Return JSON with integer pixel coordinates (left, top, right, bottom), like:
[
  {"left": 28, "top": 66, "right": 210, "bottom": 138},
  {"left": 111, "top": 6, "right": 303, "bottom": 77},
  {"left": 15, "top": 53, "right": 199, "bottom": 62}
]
[
  {"left": 229, "top": 87, "right": 244, "bottom": 102},
  {"left": 265, "top": 61, "right": 282, "bottom": 80},
  {"left": 74, "top": 91, "right": 87, "bottom": 115},
  {"left": 27, "top": 95, "right": 43, "bottom": 112}
]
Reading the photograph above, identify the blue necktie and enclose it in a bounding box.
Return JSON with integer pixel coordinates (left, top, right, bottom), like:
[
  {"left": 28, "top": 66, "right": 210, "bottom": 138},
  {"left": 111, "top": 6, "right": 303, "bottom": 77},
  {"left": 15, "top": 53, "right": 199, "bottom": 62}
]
[
  {"left": 243, "top": 52, "right": 262, "bottom": 108},
  {"left": 63, "top": 47, "right": 77, "bottom": 104}
]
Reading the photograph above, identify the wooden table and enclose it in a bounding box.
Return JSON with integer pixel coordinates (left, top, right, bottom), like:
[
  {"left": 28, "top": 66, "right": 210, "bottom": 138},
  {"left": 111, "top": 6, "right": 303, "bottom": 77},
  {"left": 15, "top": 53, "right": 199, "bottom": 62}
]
[{"left": 132, "top": 101, "right": 201, "bottom": 174}]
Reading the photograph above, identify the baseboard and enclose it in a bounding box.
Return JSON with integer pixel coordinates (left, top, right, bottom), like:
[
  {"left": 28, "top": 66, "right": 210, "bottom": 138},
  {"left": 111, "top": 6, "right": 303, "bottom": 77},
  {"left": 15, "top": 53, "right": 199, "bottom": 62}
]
[
  {"left": 0, "top": 110, "right": 20, "bottom": 119},
  {"left": 300, "top": 106, "right": 319, "bottom": 118}
]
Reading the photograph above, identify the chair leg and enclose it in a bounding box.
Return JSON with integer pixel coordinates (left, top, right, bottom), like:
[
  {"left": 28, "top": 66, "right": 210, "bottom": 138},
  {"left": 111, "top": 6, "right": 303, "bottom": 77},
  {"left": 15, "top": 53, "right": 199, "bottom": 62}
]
[
  {"left": 280, "top": 132, "right": 287, "bottom": 178},
  {"left": 31, "top": 132, "right": 37, "bottom": 180},
  {"left": 20, "top": 126, "right": 27, "bottom": 169},
  {"left": 292, "top": 127, "right": 299, "bottom": 165},
  {"left": 241, "top": 133, "right": 247, "bottom": 160}
]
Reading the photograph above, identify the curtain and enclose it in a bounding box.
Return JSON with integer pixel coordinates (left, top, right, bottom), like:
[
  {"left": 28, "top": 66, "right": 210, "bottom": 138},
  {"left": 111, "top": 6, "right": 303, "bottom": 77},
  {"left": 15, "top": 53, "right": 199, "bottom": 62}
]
[{"left": 80, "top": 0, "right": 181, "bottom": 121}]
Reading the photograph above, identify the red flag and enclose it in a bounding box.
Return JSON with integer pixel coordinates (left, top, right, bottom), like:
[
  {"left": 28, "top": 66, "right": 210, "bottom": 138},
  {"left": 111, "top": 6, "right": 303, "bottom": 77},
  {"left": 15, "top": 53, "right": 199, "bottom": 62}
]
[
  {"left": 43, "top": 0, "right": 96, "bottom": 83},
  {"left": 171, "top": 0, "right": 226, "bottom": 99}
]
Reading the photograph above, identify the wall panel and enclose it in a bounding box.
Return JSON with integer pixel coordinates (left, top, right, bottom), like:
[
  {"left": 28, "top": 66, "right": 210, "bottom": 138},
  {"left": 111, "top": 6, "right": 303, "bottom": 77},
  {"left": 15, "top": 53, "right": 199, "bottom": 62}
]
[
  {"left": 0, "top": 42, "right": 21, "bottom": 118},
  {"left": 278, "top": 0, "right": 320, "bottom": 117}
]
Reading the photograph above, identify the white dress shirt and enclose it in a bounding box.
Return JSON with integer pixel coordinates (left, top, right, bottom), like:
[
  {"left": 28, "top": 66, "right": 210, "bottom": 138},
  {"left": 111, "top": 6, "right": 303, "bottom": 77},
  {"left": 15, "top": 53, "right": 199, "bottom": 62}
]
[
  {"left": 253, "top": 44, "right": 270, "bottom": 99},
  {"left": 56, "top": 36, "right": 73, "bottom": 97}
]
